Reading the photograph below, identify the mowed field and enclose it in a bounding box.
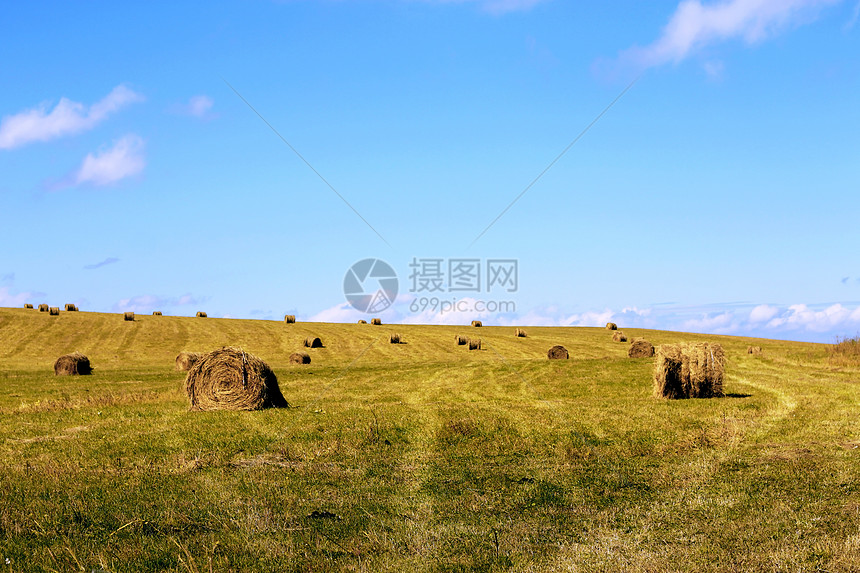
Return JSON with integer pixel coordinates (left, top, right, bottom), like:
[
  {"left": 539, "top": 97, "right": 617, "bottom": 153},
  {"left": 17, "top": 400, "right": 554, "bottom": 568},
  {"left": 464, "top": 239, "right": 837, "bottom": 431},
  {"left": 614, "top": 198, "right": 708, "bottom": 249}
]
[{"left": 1, "top": 307, "right": 860, "bottom": 572}]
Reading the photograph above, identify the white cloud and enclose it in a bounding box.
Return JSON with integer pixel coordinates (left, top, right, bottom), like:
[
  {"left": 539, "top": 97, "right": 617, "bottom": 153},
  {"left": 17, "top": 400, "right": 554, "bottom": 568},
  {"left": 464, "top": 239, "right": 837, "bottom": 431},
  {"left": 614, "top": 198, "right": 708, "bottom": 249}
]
[
  {"left": 0, "top": 287, "right": 39, "bottom": 307},
  {"left": 766, "top": 303, "right": 860, "bottom": 332},
  {"left": 624, "top": 0, "right": 842, "bottom": 68},
  {"left": 683, "top": 311, "right": 738, "bottom": 333},
  {"left": 0, "top": 85, "right": 144, "bottom": 150},
  {"left": 749, "top": 303, "right": 779, "bottom": 322},
  {"left": 307, "top": 302, "right": 367, "bottom": 323},
  {"left": 74, "top": 134, "right": 145, "bottom": 186},
  {"left": 112, "top": 293, "right": 207, "bottom": 313},
  {"left": 171, "top": 95, "right": 215, "bottom": 119}
]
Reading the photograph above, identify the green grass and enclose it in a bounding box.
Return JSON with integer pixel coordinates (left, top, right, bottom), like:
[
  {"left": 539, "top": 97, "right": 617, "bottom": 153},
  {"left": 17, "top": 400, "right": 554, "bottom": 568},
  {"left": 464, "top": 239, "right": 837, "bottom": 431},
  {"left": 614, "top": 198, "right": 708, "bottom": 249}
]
[{"left": 2, "top": 307, "right": 860, "bottom": 571}]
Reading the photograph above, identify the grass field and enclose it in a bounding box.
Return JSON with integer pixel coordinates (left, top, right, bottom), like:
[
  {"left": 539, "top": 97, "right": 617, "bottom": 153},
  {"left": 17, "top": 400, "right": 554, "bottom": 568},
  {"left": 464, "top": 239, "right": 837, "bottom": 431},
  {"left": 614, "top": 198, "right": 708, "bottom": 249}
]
[{"left": 1, "top": 307, "right": 860, "bottom": 572}]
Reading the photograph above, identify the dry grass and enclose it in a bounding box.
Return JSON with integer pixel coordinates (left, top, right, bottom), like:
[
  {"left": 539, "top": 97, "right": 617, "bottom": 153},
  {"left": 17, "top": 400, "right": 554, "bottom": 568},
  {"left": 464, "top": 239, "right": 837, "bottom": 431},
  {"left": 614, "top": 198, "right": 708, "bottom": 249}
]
[
  {"left": 829, "top": 336, "right": 860, "bottom": 365},
  {"left": 49, "top": 307, "right": 59, "bottom": 316},
  {"left": 515, "top": 328, "right": 527, "bottom": 337},
  {"left": 471, "top": 320, "right": 483, "bottom": 327},
  {"left": 455, "top": 335, "right": 468, "bottom": 346},
  {"left": 24, "top": 303, "right": 33, "bottom": 309},
  {"left": 371, "top": 318, "right": 382, "bottom": 325},
  {"left": 123, "top": 311, "right": 134, "bottom": 321},
  {"left": 358, "top": 319, "right": 367, "bottom": 324},
  {"left": 628, "top": 339, "right": 655, "bottom": 358},
  {"left": 654, "top": 342, "right": 725, "bottom": 399},
  {"left": 606, "top": 322, "right": 617, "bottom": 330},
  {"left": 389, "top": 333, "right": 402, "bottom": 344},
  {"left": 468, "top": 338, "right": 482, "bottom": 350},
  {"left": 38, "top": 304, "right": 48, "bottom": 312},
  {"left": 284, "top": 315, "right": 296, "bottom": 324},
  {"left": 64, "top": 304, "right": 78, "bottom": 312},
  {"left": 152, "top": 311, "right": 162, "bottom": 316},
  {"left": 612, "top": 331, "right": 627, "bottom": 343},
  {"left": 196, "top": 311, "right": 207, "bottom": 318},
  {"left": 175, "top": 352, "right": 202, "bottom": 372},
  {"left": 304, "top": 336, "right": 323, "bottom": 348},
  {"left": 289, "top": 351, "right": 311, "bottom": 364}
]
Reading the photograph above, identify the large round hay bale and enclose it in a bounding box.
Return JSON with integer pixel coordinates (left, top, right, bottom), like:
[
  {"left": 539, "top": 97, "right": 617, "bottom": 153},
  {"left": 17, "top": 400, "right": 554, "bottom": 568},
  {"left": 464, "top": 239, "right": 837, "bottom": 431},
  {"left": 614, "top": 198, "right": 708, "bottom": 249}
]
[
  {"left": 653, "top": 343, "right": 724, "bottom": 399},
  {"left": 49, "top": 307, "right": 60, "bottom": 316},
  {"left": 612, "top": 331, "right": 627, "bottom": 343},
  {"left": 123, "top": 311, "right": 134, "bottom": 321},
  {"left": 654, "top": 344, "right": 685, "bottom": 399},
  {"left": 515, "top": 328, "right": 527, "bottom": 338},
  {"left": 64, "top": 304, "right": 78, "bottom": 312},
  {"left": 471, "top": 320, "right": 483, "bottom": 327},
  {"left": 153, "top": 311, "right": 163, "bottom": 316},
  {"left": 357, "top": 319, "right": 367, "bottom": 324},
  {"left": 38, "top": 304, "right": 49, "bottom": 312},
  {"left": 284, "top": 315, "right": 296, "bottom": 324},
  {"left": 390, "top": 333, "right": 402, "bottom": 344},
  {"left": 547, "top": 345, "right": 569, "bottom": 360},
  {"left": 185, "top": 347, "right": 288, "bottom": 411},
  {"left": 175, "top": 351, "right": 202, "bottom": 372},
  {"left": 196, "top": 311, "right": 207, "bottom": 318},
  {"left": 605, "top": 322, "right": 618, "bottom": 330},
  {"left": 304, "top": 336, "right": 323, "bottom": 348},
  {"left": 24, "top": 303, "right": 34, "bottom": 309},
  {"left": 54, "top": 352, "right": 92, "bottom": 376},
  {"left": 747, "top": 346, "right": 762, "bottom": 355},
  {"left": 455, "top": 335, "right": 468, "bottom": 345},
  {"left": 371, "top": 318, "right": 382, "bottom": 325},
  {"left": 468, "top": 338, "right": 482, "bottom": 350},
  {"left": 628, "top": 339, "right": 655, "bottom": 358},
  {"left": 289, "top": 351, "right": 311, "bottom": 364}
]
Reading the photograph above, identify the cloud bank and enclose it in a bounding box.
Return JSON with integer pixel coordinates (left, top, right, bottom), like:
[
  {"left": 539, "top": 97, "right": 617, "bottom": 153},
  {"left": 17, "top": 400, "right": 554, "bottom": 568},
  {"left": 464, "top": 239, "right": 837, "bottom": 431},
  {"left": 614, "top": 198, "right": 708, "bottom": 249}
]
[{"left": 74, "top": 134, "right": 145, "bottom": 186}]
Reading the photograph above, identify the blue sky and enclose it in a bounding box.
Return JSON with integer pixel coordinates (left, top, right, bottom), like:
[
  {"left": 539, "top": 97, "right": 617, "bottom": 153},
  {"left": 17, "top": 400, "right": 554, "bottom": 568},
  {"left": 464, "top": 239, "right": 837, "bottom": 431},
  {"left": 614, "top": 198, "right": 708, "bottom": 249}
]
[{"left": 1, "top": 0, "right": 858, "bottom": 342}]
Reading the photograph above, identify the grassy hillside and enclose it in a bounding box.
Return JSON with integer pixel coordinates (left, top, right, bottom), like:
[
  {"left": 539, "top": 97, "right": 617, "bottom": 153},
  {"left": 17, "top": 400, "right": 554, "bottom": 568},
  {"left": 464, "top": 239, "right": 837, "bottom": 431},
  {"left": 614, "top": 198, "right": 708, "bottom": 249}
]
[{"left": 1, "top": 307, "right": 859, "bottom": 572}]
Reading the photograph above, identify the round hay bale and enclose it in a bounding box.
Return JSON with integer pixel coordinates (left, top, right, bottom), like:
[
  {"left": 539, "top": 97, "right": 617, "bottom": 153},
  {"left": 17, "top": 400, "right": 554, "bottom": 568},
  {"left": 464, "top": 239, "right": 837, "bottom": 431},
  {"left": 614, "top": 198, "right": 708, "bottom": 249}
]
[
  {"left": 175, "top": 351, "right": 202, "bottom": 372},
  {"left": 455, "top": 335, "right": 468, "bottom": 345},
  {"left": 49, "top": 307, "right": 60, "bottom": 316},
  {"left": 38, "top": 304, "right": 49, "bottom": 312},
  {"left": 357, "top": 319, "right": 367, "bottom": 324},
  {"left": 468, "top": 338, "right": 482, "bottom": 350},
  {"left": 628, "top": 339, "right": 655, "bottom": 358},
  {"left": 605, "top": 322, "right": 618, "bottom": 330},
  {"left": 547, "top": 345, "right": 569, "bottom": 360},
  {"left": 747, "top": 346, "right": 762, "bottom": 355},
  {"left": 153, "top": 311, "right": 163, "bottom": 316},
  {"left": 24, "top": 303, "right": 34, "bottom": 309},
  {"left": 289, "top": 351, "right": 311, "bottom": 364},
  {"left": 515, "top": 328, "right": 527, "bottom": 337},
  {"left": 284, "top": 315, "right": 296, "bottom": 324},
  {"left": 196, "top": 311, "right": 207, "bottom": 318},
  {"left": 64, "top": 304, "right": 78, "bottom": 312},
  {"left": 653, "top": 343, "right": 724, "bottom": 399},
  {"left": 471, "top": 320, "right": 483, "bottom": 327},
  {"left": 185, "top": 347, "right": 288, "bottom": 411},
  {"left": 123, "top": 311, "right": 134, "bottom": 321},
  {"left": 54, "top": 352, "right": 92, "bottom": 376},
  {"left": 612, "top": 331, "right": 627, "bottom": 343},
  {"left": 390, "top": 333, "right": 402, "bottom": 344},
  {"left": 303, "top": 336, "right": 323, "bottom": 349},
  {"left": 371, "top": 318, "right": 382, "bottom": 325}
]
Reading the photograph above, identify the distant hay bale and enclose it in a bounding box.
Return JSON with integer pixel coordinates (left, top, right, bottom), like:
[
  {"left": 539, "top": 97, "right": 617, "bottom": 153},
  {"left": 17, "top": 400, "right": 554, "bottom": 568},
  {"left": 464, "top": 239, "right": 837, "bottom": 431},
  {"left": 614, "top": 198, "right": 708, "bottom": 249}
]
[
  {"left": 49, "top": 307, "right": 60, "bottom": 316},
  {"left": 747, "top": 346, "right": 762, "bottom": 355},
  {"left": 54, "top": 352, "right": 92, "bottom": 376},
  {"left": 153, "top": 311, "right": 162, "bottom": 316},
  {"left": 605, "top": 322, "right": 618, "bottom": 330},
  {"left": 284, "top": 315, "right": 296, "bottom": 324},
  {"left": 390, "top": 333, "right": 402, "bottom": 344},
  {"left": 357, "top": 319, "right": 367, "bottom": 324},
  {"left": 515, "top": 328, "right": 527, "bottom": 338},
  {"left": 455, "top": 335, "right": 468, "bottom": 345},
  {"left": 123, "top": 311, "right": 134, "bottom": 321},
  {"left": 303, "top": 336, "right": 323, "bottom": 348},
  {"left": 471, "top": 320, "right": 483, "bottom": 327},
  {"left": 38, "top": 304, "right": 49, "bottom": 312},
  {"left": 654, "top": 343, "right": 725, "bottom": 399},
  {"left": 371, "top": 318, "right": 382, "bottom": 325},
  {"left": 612, "top": 331, "right": 627, "bottom": 343},
  {"left": 175, "top": 352, "right": 202, "bottom": 372},
  {"left": 468, "top": 338, "right": 482, "bottom": 350},
  {"left": 64, "top": 304, "right": 78, "bottom": 312},
  {"left": 196, "top": 311, "right": 207, "bottom": 318},
  {"left": 185, "top": 347, "right": 288, "bottom": 411},
  {"left": 547, "top": 345, "right": 569, "bottom": 360},
  {"left": 628, "top": 339, "right": 655, "bottom": 358},
  {"left": 24, "top": 303, "right": 34, "bottom": 309},
  {"left": 289, "top": 351, "right": 311, "bottom": 364}
]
